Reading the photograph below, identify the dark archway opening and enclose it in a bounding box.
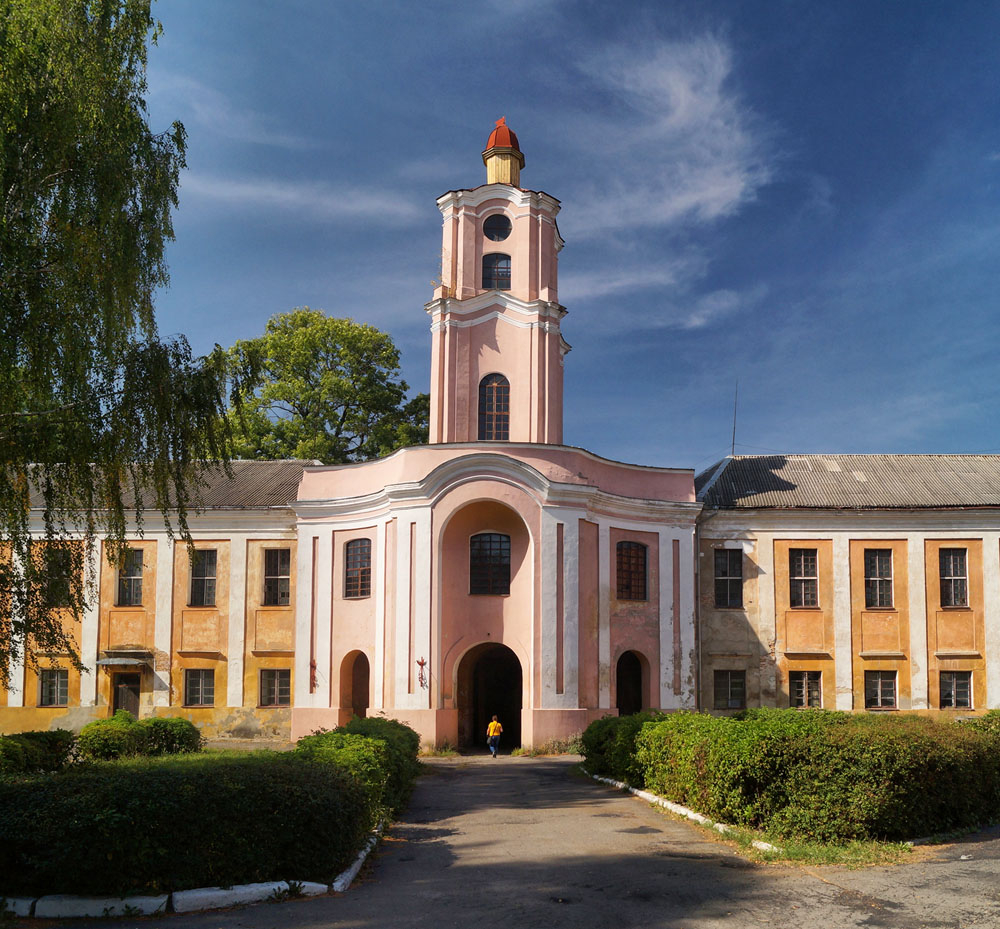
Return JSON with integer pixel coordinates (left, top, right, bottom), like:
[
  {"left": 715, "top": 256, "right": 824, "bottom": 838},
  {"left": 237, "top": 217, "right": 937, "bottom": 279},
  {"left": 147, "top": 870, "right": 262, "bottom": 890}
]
[
  {"left": 616, "top": 650, "right": 644, "bottom": 716},
  {"left": 341, "top": 651, "right": 370, "bottom": 719},
  {"left": 456, "top": 642, "right": 522, "bottom": 751}
]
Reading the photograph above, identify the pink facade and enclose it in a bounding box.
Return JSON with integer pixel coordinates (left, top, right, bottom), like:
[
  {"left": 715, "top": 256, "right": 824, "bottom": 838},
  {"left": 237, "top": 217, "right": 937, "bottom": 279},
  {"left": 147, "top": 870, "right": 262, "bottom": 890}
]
[{"left": 291, "top": 123, "right": 698, "bottom": 748}]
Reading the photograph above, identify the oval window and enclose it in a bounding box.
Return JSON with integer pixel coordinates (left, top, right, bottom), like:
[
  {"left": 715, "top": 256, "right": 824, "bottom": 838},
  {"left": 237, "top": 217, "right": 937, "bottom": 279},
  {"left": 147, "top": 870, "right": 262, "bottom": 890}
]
[{"left": 483, "top": 214, "right": 512, "bottom": 241}]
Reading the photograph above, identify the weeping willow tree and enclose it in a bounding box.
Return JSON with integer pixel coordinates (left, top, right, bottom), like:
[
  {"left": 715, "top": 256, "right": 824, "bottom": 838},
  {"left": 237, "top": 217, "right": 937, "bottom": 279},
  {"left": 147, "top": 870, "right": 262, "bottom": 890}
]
[{"left": 0, "top": 0, "right": 241, "bottom": 685}]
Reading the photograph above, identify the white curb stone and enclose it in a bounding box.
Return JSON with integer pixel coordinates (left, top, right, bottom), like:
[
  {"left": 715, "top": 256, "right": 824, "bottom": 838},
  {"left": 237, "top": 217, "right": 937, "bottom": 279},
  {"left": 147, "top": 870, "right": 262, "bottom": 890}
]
[
  {"left": 331, "top": 831, "right": 379, "bottom": 892},
  {"left": 0, "top": 897, "right": 36, "bottom": 917},
  {"left": 34, "top": 894, "right": 169, "bottom": 918},
  {"left": 172, "top": 881, "right": 288, "bottom": 913},
  {"left": 295, "top": 881, "right": 329, "bottom": 896},
  {"left": 591, "top": 773, "right": 782, "bottom": 854}
]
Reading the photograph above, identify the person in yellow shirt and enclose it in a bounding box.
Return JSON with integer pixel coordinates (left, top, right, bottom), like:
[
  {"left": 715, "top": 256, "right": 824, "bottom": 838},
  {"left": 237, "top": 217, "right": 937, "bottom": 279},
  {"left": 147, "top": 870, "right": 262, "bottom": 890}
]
[{"left": 486, "top": 715, "right": 503, "bottom": 757}]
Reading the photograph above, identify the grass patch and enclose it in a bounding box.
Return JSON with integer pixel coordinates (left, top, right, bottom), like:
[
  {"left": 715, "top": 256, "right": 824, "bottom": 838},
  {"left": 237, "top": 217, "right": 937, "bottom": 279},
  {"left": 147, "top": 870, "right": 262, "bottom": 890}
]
[{"left": 420, "top": 742, "right": 459, "bottom": 757}]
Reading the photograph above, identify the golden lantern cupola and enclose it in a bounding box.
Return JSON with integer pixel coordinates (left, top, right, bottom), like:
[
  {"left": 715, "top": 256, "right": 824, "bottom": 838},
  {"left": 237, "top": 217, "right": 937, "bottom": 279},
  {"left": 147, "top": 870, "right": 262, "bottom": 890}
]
[{"left": 482, "top": 116, "right": 524, "bottom": 186}]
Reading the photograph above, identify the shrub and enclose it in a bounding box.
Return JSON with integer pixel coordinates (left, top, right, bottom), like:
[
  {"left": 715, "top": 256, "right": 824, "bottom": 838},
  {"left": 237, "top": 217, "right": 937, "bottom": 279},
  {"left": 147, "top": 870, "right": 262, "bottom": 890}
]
[
  {"left": 580, "top": 711, "right": 663, "bottom": 784},
  {"left": 632, "top": 709, "right": 1000, "bottom": 843},
  {"left": 340, "top": 716, "right": 420, "bottom": 811},
  {"left": 138, "top": 716, "right": 202, "bottom": 755},
  {"left": 0, "top": 730, "right": 76, "bottom": 775},
  {"left": 294, "top": 731, "right": 389, "bottom": 820},
  {"left": 0, "top": 752, "right": 371, "bottom": 897},
  {"left": 76, "top": 710, "right": 148, "bottom": 760}
]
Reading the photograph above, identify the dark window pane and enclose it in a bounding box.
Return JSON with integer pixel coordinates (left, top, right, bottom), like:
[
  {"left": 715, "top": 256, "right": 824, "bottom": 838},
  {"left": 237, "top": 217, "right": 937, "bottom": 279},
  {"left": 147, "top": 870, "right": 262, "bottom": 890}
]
[
  {"left": 483, "top": 214, "right": 511, "bottom": 241},
  {"left": 344, "top": 539, "right": 372, "bottom": 599},
  {"left": 478, "top": 374, "right": 510, "bottom": 441},
  {"left": 789, "top": 548, "right": 819, "bottom": 608},
  {"left": 263, "top": 548, "right": 292, "bottom": 606},
  {"left": 713, "top": 670, "right": 746, "bottom": 710},
  {"left": 616, "top": 541, "right": 648, "bottom": 600},
  {"left": 39, "top": 669, "right": 68, "bottom": 707},
  {"left": 790, "top": 670, "right": 821, "bottom": 708},
  {"left": 190, "top": 550, "right": 217, "bottom": 607},
  {"left": 865, "top": 670, "right": 896, "bottom": 708},
  {"left": 470, "top": 533, "right": 511, "bottom": 595},
  {"left": 713, "top": 548, "right": 742, "bottom": 608},
  {"left": 261, "top": 669, "right": 291, "bottom": 706},
  {"left": 482, "top": 252, "right": 511, "bottom": 290}
]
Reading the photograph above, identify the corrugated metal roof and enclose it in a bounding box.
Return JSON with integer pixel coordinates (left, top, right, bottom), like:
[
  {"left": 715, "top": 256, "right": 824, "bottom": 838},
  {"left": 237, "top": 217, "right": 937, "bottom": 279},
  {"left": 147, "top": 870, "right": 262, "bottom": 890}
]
[
  {"left": 31, "top": 460, "right": 314, "bottom": 511},
  {"left": 696, "top": 455, "right": 1000, "bottom": 509}
]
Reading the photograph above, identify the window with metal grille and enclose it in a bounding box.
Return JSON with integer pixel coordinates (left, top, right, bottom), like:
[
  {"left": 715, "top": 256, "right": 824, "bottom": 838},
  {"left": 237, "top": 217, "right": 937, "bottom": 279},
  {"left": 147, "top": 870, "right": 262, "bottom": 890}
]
[
  {"left": 940, "top": 548, "right": 968, "bottom": 607},
  {"left": 39, "top": 668, "right": 68, "bottom": 707},
  {"left": 483, "top": 214, "right": 511, "bottom": 241},
  {"left": 263, "top": 548, "right": 291, "bottom": 606},
  {"left": 482, "top": 252, "right": 511, "bottom": 290},
  {"left": 260, "top": 668, "right": 291, "bottom": 706},
  {"left": 789, "top": 670, "right": 821, "bottom": 708},
  {"left": 714, "top": 548, "right": 743, "bottom": 608},
  {"left": 713, "top": 670, "right": 746, "bottom": 710},
  {"left": 478, "top": 374, "right": 510, "bottom": 441},
  {"left": 940, "top": 670, "right": 972, "bottom": 709},
  {"left": 117, "top": 547, "right": 143, "bottom": 607},
  {"left": 864, "top": 548, "right": 893, "bottom": 608},
  {"left": 189, "top": 549, "right": 217, "bottom": 607},
  {"left": 789, "top": 548, "right": 818, "bottom": 608},
  {"left": 184, "top": 668, "right": 215, "bottom": 706},
  {"left": 470, "top": 533, "right": 511, "bottom": 595},
  {"left": 344, "top": 539, "right": 372, "bottom": 599},
  {"left": 864, "top": 669, "right": 896, "bottom": 708},
  {"left": 616, "top": 541, "right": 648, "bottom": 600}
]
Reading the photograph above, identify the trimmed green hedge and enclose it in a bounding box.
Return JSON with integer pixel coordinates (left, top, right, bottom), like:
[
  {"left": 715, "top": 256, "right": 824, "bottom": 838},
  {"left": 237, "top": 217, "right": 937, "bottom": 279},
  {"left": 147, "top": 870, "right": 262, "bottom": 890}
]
[
  {"left": 76, "top": 710, "right": 202, "bottom": 760},
  {"left": 583, "top": 709, "right": 1000, "bottom": 842},
  {"left": 294, "top": 731, "right": 390, "bottom": 815},
  {"left": 0, "top": 753, "right": 371, "bottom": 897},
  {"left": 0, "top": 729, "right": 75, "bottom": 775},
  {"left": 579, "top": 710, "right": 663, "bottom": 785}
]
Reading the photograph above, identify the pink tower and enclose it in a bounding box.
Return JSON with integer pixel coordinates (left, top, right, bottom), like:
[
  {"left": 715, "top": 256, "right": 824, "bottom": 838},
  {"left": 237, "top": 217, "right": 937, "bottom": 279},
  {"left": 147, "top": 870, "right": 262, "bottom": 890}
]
[{"left": 427, "top": 117, "right": 569, "bottom": 445}]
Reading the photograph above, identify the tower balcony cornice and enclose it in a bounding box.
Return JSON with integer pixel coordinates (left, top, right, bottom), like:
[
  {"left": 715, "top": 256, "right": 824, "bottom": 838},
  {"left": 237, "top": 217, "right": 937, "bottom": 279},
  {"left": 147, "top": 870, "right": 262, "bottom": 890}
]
[
  {"left": 436, "top": 184, "right": 561, "bottom": 216},
  {"left": 424, "top": 292, "right": 567, "bottom": 323}
]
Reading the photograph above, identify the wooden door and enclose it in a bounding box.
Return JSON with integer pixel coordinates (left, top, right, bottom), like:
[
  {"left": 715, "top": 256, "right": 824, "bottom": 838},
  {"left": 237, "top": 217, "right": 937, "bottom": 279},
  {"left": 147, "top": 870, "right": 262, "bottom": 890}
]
[{"left": 113, "top": 673, "right": 141, "bottom": 716}]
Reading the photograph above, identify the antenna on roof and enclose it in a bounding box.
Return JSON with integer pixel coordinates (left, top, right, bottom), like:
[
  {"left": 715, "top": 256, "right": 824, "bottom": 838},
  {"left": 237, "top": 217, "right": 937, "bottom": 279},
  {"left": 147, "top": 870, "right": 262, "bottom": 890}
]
[{"left": 730, "top": 380, "right": 739, "bottom": 457}]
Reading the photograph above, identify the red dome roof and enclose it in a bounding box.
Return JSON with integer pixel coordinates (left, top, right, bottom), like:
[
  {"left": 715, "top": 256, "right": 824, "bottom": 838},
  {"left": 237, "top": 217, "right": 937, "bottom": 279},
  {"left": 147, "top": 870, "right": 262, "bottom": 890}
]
[{"left": 485, "top": 116, "right": 520, "bottom": 152}]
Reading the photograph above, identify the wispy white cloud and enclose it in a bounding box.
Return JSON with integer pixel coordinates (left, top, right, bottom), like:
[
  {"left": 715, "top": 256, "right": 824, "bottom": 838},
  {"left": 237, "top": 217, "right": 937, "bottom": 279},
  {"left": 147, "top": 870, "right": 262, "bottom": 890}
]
[
  {"left": 181, "top": 174, "right": 423, "bottom": 225},
  {"left": 558, "top": 257, "right": 697, "bottom": 302},
  {"left": 557, "top": 36, "right": 774, "bottom": 239},
  {"left": 150, "top": 71, "right": 312, "bottom": 149}
]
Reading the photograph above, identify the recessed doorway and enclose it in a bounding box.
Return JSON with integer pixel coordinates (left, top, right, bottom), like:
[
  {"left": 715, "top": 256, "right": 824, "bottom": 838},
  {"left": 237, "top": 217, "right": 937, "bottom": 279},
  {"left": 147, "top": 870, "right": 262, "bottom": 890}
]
[{"left": 456, "top": 642, "right": 522, "bottom": 750}]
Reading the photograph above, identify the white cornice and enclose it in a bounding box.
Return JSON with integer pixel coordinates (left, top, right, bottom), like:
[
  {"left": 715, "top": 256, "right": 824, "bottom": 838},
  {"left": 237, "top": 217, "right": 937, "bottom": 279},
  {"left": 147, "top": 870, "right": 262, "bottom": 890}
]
[
  {"left": 425, "top": 292, "right": 566, "bottom": 320},
  {"left": 699, "top": 506, "right": 1000, "bottom": 534},
  {"left": 436, "top": 184, "right": 561, "bottom": 216}
]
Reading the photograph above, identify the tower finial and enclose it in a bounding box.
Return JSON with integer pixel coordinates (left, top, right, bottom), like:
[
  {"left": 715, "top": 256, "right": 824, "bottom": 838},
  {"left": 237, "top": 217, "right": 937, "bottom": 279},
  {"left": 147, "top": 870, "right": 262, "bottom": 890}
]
[{"left": 482, "top": 117, "right": 524, "bottom": 186}]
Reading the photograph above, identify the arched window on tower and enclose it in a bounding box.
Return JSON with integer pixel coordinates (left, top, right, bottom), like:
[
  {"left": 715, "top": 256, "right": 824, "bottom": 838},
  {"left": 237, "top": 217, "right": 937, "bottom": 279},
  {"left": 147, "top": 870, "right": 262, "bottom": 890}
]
[
  {"left": 478, "top": 374, "right": 510, "bottom": 441},
  {"left": 482, "top": 253, "right": 511, "bottom": 290},
  {"left": 470, "top": 532, "right": 511, "bottom": 595}
]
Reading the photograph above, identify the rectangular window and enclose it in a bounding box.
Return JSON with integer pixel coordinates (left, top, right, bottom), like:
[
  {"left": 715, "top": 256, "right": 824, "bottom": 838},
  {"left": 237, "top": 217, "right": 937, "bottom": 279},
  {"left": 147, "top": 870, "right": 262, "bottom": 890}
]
[
  {"left": 263, "top": 548, "right": 291, "bottom": 606},
  {"left": 713, "top": 670, "right": 746, "bottom": 710},
  {"left": 616, "top": 541, "right": 648, "bottom": 601},
  {"left": 940, "top": 671, "right": 972, "bottom": 709},
  {"left": 940, "top": 548, "right": 968, "bottom": 607},
  {"left": 42, "top": 545, "right": 75, "bottom": 608},
  {"left": 184, "top": 669, "right": 215, "bottom": 707},
  {"left": 39, "top": 668, "right": 68, "bottom": 707},
  {"left": 863, "top": 548, "right": 893, "bottom": 608},
  {"left": 344, "top": 539, "right": 372, "bottom": 599},
  {"left": 714, "top": 549, "right": 743, "bottom": 608},
  {"left": 864, "top": 670, "right": 897, "bottom": 709},
  {"left": 189, "top": 549, "right": 217, "bottom": 607},
  {"left": 789, "top": 670, "right": 821, "bottom": 708},
  {"left": 117, "top": 547, "right": 144, "bottom": 607},
  {"left": 789, "top": 548, "right": 818, "bottom": 608},
  {"left": 260, "top": 668, "right": 291, "bottom": 707}
]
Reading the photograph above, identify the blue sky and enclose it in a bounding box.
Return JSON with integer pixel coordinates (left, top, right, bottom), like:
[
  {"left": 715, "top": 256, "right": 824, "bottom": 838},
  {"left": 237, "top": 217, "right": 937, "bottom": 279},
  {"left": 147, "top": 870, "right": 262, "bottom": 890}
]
[{"left": 144, "top": 0, "right": 1000, "bottom": 473}]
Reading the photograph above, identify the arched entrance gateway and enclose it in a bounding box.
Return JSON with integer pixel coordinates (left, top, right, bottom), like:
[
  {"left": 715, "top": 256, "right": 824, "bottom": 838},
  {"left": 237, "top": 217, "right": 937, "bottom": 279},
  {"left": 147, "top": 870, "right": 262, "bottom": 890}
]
[
  {"left": 340, "top": 650, "right": 370, "bottom": 719},
  {"left": 456, "top": 643, "right": 523, "bottom": 750},
  {"left": 616, "top": 650, "right": 645, "bottom": 717}
]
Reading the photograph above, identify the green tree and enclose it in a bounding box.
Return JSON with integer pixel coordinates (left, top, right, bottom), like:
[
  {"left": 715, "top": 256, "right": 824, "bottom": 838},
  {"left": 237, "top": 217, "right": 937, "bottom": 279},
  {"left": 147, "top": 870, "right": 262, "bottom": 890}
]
[
  {"left": 226, "top": 309, "right": 429, "bottom": 464},
  {"left": 0, "top": 0, "right": 241, "bottom": 684}
]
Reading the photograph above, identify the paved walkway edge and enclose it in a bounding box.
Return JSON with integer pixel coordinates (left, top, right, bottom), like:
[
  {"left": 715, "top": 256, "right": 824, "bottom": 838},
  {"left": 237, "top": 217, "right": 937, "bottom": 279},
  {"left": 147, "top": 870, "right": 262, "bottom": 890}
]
[
  {"left": 589, "top": 773, "right": 782, "bottom": 853},
  {"left": 3, "top": 820, "right": 387, "bottom": 919}
]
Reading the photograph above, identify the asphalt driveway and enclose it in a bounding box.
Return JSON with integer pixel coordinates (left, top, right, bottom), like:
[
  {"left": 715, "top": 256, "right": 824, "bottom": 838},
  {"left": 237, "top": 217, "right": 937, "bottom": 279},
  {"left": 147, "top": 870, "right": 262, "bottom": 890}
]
[{"left": 48, "top": 753, "right": 1000, "bottom": 929}]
